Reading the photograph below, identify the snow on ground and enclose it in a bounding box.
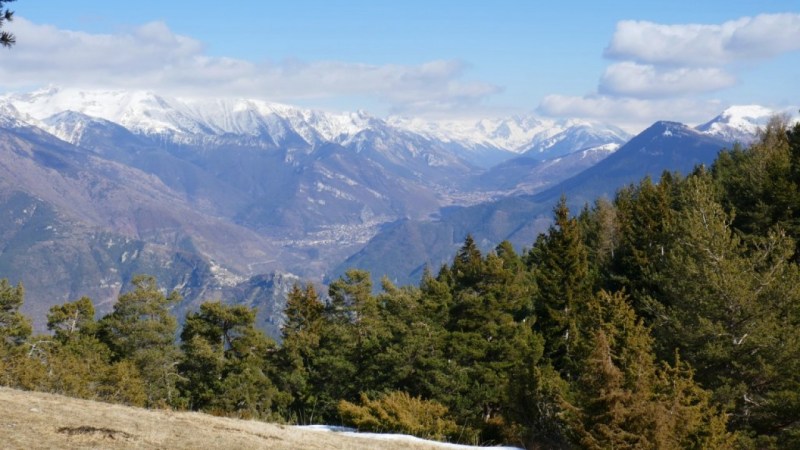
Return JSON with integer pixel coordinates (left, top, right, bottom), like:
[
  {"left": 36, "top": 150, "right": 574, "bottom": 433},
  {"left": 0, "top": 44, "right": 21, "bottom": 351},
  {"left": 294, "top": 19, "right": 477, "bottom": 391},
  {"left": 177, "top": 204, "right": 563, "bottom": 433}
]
[{"left": 297, "top": 425, "right": 524, "bottom": 449}]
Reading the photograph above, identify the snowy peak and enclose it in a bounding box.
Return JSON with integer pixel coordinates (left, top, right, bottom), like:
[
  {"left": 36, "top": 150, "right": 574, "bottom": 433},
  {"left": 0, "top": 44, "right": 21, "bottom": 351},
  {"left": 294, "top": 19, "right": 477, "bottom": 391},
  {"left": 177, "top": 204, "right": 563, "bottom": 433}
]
[
  {"left": 523, "top": 121, "right": 630, "bottom": 160},
  {"left": 3, "top": 87, "right": 379, "bottom": 148},
  {"left": 388, "top": 115, "right": 629, "bottom": 156},
  {"left": 4, "top": 87, "right": 631, "bottom": 167},
  {"left": 696, "top": 105, "right": 775, "bottom": 144}
]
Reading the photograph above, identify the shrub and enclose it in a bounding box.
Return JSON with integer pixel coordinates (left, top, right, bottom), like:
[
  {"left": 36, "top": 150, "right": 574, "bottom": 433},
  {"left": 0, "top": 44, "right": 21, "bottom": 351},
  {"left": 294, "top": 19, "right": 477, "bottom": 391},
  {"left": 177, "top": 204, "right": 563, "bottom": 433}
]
[{"left": 338, "top": 391, "right": 459, "bottom": 441}]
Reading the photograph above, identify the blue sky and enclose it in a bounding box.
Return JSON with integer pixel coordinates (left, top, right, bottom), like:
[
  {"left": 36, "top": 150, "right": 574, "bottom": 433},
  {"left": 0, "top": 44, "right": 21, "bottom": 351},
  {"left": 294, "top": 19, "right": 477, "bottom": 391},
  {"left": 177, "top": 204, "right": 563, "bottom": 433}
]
[{"left": 4, "top": 1, "right": 799, "bottom": 131}]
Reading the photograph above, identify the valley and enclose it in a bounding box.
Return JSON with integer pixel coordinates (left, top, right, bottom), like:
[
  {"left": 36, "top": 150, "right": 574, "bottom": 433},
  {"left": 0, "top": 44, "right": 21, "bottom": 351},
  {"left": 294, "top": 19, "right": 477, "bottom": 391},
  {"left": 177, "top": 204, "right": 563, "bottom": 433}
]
[{"left": 0, "top": 87, "right": 782, "bottom": 337}]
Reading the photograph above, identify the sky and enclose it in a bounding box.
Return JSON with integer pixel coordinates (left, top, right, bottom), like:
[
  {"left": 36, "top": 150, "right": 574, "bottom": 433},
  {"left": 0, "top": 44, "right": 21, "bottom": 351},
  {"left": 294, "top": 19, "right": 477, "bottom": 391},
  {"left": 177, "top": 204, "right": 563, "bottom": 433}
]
[{"left": 1, "top": 0, "right": 799, "bottom": 132}]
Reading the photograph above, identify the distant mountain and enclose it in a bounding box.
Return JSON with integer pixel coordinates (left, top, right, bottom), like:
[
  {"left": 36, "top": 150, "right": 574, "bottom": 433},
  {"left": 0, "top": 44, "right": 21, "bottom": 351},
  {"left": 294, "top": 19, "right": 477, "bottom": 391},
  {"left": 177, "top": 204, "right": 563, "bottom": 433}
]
[
  {"left": 470, "top": 143, "right": 620, "bottom": 195},
  {"left": 696, "top": 105, "right": 775, "bottom": 144},
  {"left": 0, "top": 87, "right": 780, "bottom": 336},
  {"left": 336, "top": 120, "right": 732, "bottom": 286},
  {"left": 539, "top": 121, "right": 731, "bottom": 207},
  {"left": 389, "top": 115, "right": 630, "bottom": 163},
  {"left": 521, "top": 121, "right": 629, "bottom": 160}
]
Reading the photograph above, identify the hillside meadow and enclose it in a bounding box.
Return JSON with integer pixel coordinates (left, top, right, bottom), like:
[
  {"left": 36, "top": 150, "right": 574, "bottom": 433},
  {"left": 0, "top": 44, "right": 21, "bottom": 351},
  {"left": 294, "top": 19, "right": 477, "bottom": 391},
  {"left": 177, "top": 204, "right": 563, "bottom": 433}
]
[{"left": 0, "top": 387, "right": 516, "bottom": 450}]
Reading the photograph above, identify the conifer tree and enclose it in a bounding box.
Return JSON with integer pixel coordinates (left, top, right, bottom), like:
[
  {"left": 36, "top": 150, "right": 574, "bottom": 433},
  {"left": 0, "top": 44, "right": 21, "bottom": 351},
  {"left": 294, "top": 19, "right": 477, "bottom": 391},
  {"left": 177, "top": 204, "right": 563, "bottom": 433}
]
[
  {"left": 180, "top": 301, "right": 282, "bottom": 418},
  {"left": 451, "top": 234, "right": 483, "bottom": 290},
  {"left": 0, "top": 279, "right": 31, "bottom": 346},
  {"left": 530, "top": 197, "right": 592, "bottom": 377},
  {"left": 563, "top": 290, "right": 732, "bottom": 449},
  {"left": 0, "top": 0, "right": 15, "bottom": 48},
  {"left": 609, "top": 173, "right": 679, "bottom": 320},
  {"left": 47, "top": 297, "right": 96, "bottom": 343},
  {"left": 98, "top": 275, "right": 182, "bottom": 407},
  {"left": 657, "top": 172, "right": 800, "bottom": 445},
  {"left": 277, "top": 284, "right": 324, "bottom": 422}
]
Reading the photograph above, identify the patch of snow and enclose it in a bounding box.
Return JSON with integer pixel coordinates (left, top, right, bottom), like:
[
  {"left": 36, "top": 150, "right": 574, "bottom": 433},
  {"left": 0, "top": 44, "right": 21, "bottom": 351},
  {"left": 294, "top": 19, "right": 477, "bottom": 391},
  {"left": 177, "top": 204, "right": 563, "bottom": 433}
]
[
  {"left": 297, "top": 425, "right": 524, "bottom": 450},
  {"left": 695, "top": 104, "right": 796, "bottom": 144}
]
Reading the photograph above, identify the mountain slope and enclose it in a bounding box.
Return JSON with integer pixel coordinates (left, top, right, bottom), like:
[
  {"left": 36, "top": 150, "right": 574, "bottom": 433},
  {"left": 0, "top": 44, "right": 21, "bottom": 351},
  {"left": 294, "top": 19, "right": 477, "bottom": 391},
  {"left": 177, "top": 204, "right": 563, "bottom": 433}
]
[
  {"left": 336, "top": 121, "right": 732, "bottom": 286},
  {"left": 0, "top": 117, "right": 302, "bottom": 329},
  {"left": 1, "top": 387, "right": 497, "bottom": 450}
]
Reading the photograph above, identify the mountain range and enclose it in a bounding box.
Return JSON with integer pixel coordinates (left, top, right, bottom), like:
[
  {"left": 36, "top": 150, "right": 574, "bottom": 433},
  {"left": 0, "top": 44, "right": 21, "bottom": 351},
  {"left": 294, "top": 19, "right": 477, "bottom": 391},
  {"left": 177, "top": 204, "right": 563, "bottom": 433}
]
[{"left": 0, "top": 86, "right": 785, "bottom": 337}]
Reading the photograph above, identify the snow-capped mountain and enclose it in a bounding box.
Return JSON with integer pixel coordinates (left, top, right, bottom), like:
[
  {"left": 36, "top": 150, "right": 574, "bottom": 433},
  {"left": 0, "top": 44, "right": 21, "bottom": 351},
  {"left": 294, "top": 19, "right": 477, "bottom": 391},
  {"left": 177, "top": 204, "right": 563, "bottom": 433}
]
[
  {"left": 3, "top": 87, "right": 635, "bottom": 170},
  {"left": 696, "top": 105, "right": 777, "bottom": 144},
  {"left": 3, "top": 87, "right": 376, "bottom": 148},
  {"left": 521, "top": 120, "right": 630, "bottom": 160},
  {"left": 388, "top": 115, "right": 630, "bottom": 159},
  {"left": 388, "top": 115, "right": 560, "bottom": 152}
]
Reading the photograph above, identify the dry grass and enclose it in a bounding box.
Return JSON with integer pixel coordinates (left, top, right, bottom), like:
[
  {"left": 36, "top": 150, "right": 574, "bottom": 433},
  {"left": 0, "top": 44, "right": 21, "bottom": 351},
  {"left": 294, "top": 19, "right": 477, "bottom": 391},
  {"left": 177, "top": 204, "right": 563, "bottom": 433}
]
[{"left": 0, "top": 387, "right": 465, "bottom": 449}]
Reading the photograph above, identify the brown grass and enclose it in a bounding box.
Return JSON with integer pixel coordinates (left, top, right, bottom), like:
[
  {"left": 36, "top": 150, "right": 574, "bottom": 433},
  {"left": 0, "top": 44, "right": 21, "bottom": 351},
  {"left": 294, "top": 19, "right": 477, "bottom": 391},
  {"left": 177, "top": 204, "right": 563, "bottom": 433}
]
[{"left": 0, "top": 387, "right": 467, "bottom": 449}]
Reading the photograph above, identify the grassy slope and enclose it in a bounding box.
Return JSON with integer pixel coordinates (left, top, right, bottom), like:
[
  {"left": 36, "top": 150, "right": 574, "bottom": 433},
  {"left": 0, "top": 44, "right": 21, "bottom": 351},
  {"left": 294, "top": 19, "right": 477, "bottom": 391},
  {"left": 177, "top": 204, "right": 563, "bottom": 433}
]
[{"left": 0, "top": 387, "right": 462, "bottom": 450}]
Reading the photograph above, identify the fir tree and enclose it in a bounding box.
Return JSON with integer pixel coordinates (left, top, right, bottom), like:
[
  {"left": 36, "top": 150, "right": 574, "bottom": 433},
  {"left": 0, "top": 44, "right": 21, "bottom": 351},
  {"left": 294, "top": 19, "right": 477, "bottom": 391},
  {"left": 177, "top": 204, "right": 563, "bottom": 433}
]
[{"left": 530, "top": 196, "right": 592, "bottom": 378}]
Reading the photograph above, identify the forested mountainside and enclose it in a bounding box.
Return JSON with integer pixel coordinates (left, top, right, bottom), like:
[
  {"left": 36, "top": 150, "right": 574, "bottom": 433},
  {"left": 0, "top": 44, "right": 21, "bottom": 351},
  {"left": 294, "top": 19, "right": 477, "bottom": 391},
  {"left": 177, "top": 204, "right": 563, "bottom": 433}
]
[{"left": 2, "top": 117, "right": 799, "bottom": 449}]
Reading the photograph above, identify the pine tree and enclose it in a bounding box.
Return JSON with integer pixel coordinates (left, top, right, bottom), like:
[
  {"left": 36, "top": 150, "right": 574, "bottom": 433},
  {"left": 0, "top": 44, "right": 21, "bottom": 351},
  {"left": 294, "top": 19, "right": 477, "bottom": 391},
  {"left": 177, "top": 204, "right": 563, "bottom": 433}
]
[
  {"left": 0, "top": 0, "right": 15, "bottom": 48},
  {"left": 277, "top": 284, "right": 325, "bottom": 422},
  {"left": 0, "top": 279, "right": 31, "bottom": 346},
  {"left": 97, "top": 275, "right": 182, "bottom": 407},
  {"left": 609, "top": 173, "right": 680, "bottom": 320},
  {"left": 180, "top": 301, "right": 282, "bottom": 418},
  {"left": 451, "top": 234, "right": 483, "bottom": 290},
  {"left": 47, "top": 297, "right": 96, "bottom": 343}
]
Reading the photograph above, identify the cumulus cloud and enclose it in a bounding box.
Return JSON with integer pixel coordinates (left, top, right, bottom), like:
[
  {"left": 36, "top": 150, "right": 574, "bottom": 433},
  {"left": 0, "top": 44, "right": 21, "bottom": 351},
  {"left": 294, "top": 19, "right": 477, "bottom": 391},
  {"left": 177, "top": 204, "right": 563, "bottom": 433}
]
[
  {"left": 539, "top": 13, "right": 799, "bottom": 128},
  {"left": 605, "top": 13, "right": 800, "bottom": 66},
  {"left": 0, "top": 18, "right": 500, "bottom": 115},
  {"left": 538, "top": 94, "right": 724, "bottom": 133},
  {"left": 599, "top": 62, "right": 736, "bottom": 97}
]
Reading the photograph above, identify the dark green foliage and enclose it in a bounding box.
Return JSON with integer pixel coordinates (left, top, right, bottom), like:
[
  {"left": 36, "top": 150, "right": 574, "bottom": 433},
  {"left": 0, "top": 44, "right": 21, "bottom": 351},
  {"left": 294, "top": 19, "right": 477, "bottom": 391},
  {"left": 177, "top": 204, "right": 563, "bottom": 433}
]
[
  {"left": 179, "top": 301, "right": 283, "bottom": 419},
  {"left": 97, "top": 275, "right": 182, "bottom": 407},
  {"left": 529, "top": 197, "right": 592, "bottom": 378},
  {"left": 0, "top": 0, "right": 15, "bottom": 48},
  {"left": 275, "top": 284, "right": 324, "bottom": 422},
  {"left": 0, "top": 278, "right": 31, "bottom": 345},
  {"left": 609, "top": 173, "right": 680, "bottom": 319},
  {"left": 713, "top": 117, "right": 800, "bottom": 259},
  {"left": 562, "top": 290, "right": 732, "bottom": 449},
  {"left": 47, "top": 297, "right": 96, "bottom": 343}
]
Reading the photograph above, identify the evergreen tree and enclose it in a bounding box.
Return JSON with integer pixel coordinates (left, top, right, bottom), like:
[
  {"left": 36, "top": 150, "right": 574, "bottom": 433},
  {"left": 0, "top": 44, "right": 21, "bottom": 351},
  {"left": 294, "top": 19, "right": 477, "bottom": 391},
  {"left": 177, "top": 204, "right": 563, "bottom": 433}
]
[
  {"left": 277, "top": 284, "right": 325, "bottom": 422},
  {"left": 713, "top": 116, "right": 800, "bottom": 258},
  {"left": 98, "top": 275, "right": 182, "bottom": 407},
  {"left": 0, "top": 279, "right": 31, "bottom": 346},
  {"left": 609, "top": 173, "right": 680, "bottom": 320},
  {"left": 451, "top": 234, "right": 483, "bottom": 290},
  {"left": 47, "top": 297, "right": 96, "bottom": 343},
  {"left": 446, "top": 238, "right": 542, "bottom": 443},
  {"left": 563, "top": 290, "right": 732, "bottom": 450},
  {"left": 0, "top": 0, "right": 15, "bottom": 48},
  {"left": 657, "top": 173, "right": 800, "bottom": 446},
  {"left": 530, "top": 196, "right": 592, "bottom": 377},
  {"left": 180, "top": 301, "right": 283, "bottom": 418}
]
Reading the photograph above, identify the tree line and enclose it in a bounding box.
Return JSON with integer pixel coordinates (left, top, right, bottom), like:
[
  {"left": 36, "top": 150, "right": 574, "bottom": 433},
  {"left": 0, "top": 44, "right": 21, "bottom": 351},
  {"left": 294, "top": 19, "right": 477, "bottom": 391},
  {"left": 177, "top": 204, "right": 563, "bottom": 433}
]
[{"left": 2, "top": 117, "right": 799, "bottom": 449}]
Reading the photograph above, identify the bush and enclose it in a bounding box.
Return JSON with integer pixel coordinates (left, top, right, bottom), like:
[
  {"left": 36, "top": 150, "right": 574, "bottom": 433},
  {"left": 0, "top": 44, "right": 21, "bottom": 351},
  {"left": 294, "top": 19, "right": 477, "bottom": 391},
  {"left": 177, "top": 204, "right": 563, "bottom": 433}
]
[{"left": 338, "top": 391, "right": 459, "bottom": 441}]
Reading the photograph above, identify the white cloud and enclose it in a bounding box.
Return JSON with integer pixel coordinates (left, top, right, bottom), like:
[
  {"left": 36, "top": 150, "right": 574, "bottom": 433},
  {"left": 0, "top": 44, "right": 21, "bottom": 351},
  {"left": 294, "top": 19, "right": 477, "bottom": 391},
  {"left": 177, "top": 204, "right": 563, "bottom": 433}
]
[
  {"left": 539, "top": 13, "right": 799, "bottom": 128},
  {"left": 0, "top": 18, "right": 500, "bottom": 115},
  {"left": 599, "top": 62, "right": 736, "bottom": 97},
  {"left": 605, "top": 13, "right": 800, "bottom": 66},
  {"left": 538, "top": 94, "right": 724, "bottom": 133}
]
